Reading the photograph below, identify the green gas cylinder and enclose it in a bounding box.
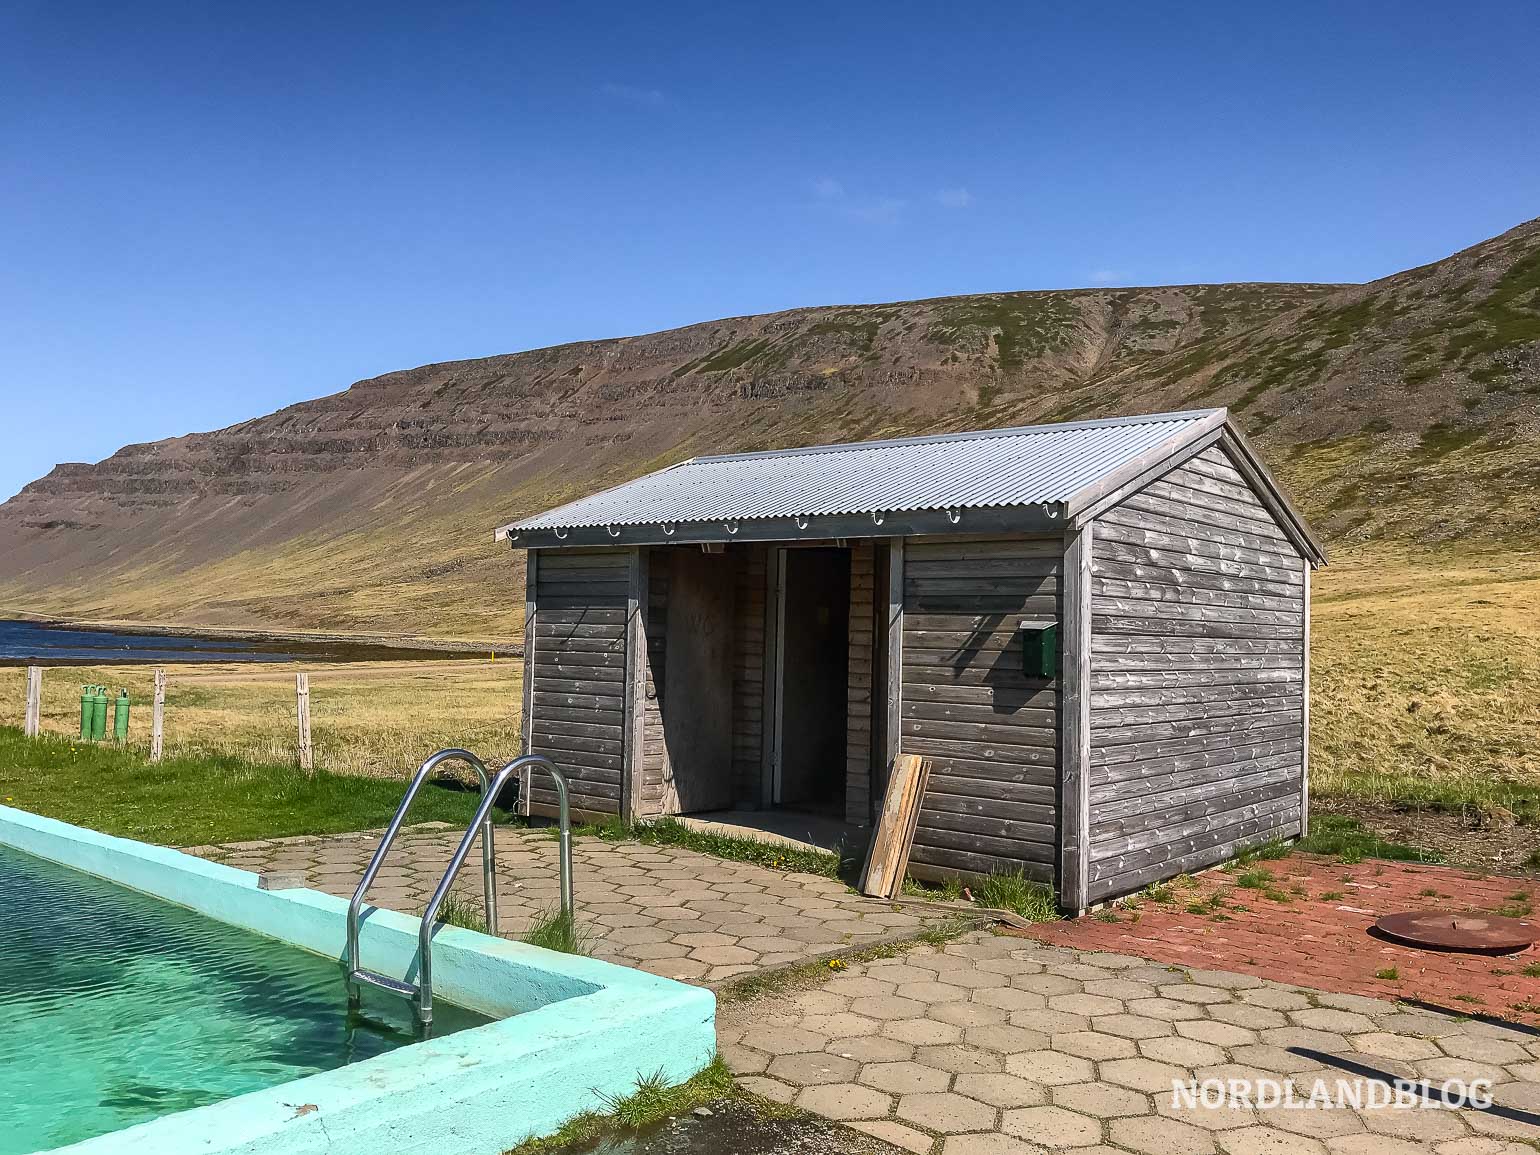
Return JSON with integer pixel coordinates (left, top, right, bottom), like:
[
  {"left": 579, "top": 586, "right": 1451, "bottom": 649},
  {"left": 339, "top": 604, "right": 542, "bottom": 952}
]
[
  {"left": 80, "top": 685, "right": 94, "bottom": 740},
  {"left": 90, "top": 685, "right": 109, "bottom": 742},
  {"left": 113, "top": 689, "right": 130, "bottom": 742}
]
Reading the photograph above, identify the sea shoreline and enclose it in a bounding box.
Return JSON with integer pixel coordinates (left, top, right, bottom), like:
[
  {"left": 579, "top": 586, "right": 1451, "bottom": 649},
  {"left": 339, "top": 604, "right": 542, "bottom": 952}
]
[{"left": 0, "top": 615, "right": 515, "bottom": 666}]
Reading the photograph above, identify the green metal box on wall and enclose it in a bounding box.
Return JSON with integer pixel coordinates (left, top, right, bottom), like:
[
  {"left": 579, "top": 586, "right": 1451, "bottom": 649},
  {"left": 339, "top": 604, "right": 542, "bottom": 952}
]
[{"left": 1018, "top": 620, "right": 1057, "bottom": 679}]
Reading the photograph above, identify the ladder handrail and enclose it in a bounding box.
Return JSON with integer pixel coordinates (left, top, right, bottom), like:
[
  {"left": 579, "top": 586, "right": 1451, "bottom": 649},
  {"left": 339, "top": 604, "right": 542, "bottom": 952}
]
[
  {"left": 346, "top": 750, "right": 575, "bottom": 1028},
  {"left": 416, "top": 754, "right": 571, "bottom": 1024},
  {"left": 345, "top": 748, "right": 499, "bottom": 978}
]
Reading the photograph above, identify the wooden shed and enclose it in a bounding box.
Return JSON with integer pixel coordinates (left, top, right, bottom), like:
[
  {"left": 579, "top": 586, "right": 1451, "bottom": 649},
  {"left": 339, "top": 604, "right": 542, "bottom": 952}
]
[{"left": 496, "top": 408, "right": 1325, "bottom": 912}]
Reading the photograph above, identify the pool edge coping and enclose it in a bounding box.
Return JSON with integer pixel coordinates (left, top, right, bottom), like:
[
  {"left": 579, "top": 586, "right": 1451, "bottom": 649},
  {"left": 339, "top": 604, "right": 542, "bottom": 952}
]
[{"left": 0, "top": 804, "right": 717, "bottom": 1155}]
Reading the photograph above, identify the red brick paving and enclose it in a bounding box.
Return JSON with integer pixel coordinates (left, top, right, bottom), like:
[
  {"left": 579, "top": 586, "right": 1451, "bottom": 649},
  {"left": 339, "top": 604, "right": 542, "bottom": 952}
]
[{"left": 1021, "top": 854, "right": 1540, "bottom": 1024}]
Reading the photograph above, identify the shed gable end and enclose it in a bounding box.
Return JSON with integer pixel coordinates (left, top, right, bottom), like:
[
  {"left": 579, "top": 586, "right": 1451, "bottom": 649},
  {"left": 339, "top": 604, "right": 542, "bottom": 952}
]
[{"left": 1084, "top": 445, "right": 1307, "bottom": 902}]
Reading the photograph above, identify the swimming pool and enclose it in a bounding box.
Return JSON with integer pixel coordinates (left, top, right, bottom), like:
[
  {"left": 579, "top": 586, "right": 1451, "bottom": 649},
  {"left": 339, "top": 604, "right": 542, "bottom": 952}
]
[
  {"left": 0, "top": 845, "right": 491, "bottom": 1153},
  {"left": 0, "top": 806, "right": 716, "bottom": 1155}
]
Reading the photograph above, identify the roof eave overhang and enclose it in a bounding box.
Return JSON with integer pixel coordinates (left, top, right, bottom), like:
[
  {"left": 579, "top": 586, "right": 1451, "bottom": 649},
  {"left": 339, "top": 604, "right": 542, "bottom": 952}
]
[{"left": 498, "top": 503, "right": 1068, "bottom": 549}]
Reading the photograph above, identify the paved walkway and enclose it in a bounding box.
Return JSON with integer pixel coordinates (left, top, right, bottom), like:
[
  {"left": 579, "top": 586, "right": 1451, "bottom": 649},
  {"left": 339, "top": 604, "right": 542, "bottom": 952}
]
[
  {"left": 190, "top": 825, "right": 960, "bottom": 985},
  {"left": 1025, "top": 856, "right": 1540, "bottom": 1027},
  {"left": 717, "top": 930, "right": 1540, "bottom": 1154}
]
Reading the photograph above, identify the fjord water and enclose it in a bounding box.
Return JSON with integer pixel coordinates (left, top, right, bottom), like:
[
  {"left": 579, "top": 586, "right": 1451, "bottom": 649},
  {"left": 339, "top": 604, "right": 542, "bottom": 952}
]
[
  {"left": 0, "top": 620, "right": 462, "bottom": 664},
  {"left": 0, "top": 844, "right": 490, "bottom": 1153}
]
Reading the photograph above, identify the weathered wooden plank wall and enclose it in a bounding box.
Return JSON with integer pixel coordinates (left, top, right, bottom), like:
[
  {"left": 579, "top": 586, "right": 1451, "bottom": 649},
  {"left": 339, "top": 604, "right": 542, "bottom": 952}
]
[
  {"left": 846, "top": 540, "right": 877, "bottom": 825},
  {"left": 1085, "top": 444, "right": 1306, "bottom": 901},
  {"left": 526, "top": 546, "right": 629, "bottom": 820},
  {"left": 638, "top": 547, "right": 673, "bottom": 817},
  {"left": 900, "top": 534, "right": 1061, "bottom": 881}
]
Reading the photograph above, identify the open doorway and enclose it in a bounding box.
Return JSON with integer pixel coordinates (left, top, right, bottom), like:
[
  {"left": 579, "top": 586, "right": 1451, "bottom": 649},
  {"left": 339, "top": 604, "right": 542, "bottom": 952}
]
[{"left": 775, "top": 547, "right": 849, "bottom": 813}]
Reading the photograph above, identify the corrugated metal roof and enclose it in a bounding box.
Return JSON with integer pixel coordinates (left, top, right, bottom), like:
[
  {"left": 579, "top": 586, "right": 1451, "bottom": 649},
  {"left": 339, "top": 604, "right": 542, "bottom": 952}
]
[{"left": 508, "top": 409, "right": 1222, "bottom": 531}]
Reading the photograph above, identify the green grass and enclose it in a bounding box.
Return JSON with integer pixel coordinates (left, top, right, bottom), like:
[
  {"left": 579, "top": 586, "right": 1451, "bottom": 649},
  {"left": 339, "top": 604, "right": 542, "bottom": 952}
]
[
  {"left": 1375, "top": 967, "right": 1400, "bottom": 981},
  {"left": 568, "top": 816, "right": 847, "bottom": 879},
  {"left": 507, "top": 1057, "right": 738, "bottom": 1154},
  {"left": 521, "top": 907, "right": 595, "bottom": 956},
  {"left": 434, "top": 891, "right": 489, "bottom": 934},
  {"left": 1296, "top": 814, "right": 1442, "bottom": 864},
  {"left": 902, "top": 868, "right": 1059, "bottom": 923},
  {"left": 0, "top": 725, "right": 498, "bottom": 845},
  {"left": 973, "top": 869, "right": 1059, "bottom": 922}
]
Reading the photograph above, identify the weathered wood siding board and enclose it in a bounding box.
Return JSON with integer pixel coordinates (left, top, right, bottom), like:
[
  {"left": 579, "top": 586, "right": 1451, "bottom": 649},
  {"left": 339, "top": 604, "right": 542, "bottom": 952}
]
[
  {"left": 638, "top": 548, "right": 673, "bottom": 816},
  {"left": 1086, "top": 445, "right": 1306, "bottom": 902},
  {"left": 899, "top": 535, "right": 1061, "bottom": 881},
  {"left": 527, "top": 547, "right": 630, "bottom": 819},
  {"left": 846, "top": 540, "right": 877, "bottom": 824},
  {"left": 733, "top": 545, "right": 768, "bottom": 807}
]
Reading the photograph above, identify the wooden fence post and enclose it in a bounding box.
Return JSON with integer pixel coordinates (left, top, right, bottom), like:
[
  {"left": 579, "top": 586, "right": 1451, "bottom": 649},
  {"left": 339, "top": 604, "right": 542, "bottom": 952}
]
[
  {"left": 150, "top": 667, "right": 165, "bottom": 762},
  {"left": 24, "top": 667, "right": 41, "bottom": 738},
  {"left": 296, "top": 672, "right": 313, "bottom": 771}
]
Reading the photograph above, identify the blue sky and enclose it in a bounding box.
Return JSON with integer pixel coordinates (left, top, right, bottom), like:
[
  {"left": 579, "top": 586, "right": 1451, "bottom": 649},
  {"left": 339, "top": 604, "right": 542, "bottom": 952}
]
[{"left": 1, "top": 1, "right": 1536, "bottom": 500}]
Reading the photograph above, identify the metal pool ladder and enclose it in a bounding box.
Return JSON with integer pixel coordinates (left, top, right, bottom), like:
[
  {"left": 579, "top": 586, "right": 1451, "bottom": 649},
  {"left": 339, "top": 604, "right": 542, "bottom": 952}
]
[{"left": 344, "top": 749, "right": 573, "bottom": 1027}]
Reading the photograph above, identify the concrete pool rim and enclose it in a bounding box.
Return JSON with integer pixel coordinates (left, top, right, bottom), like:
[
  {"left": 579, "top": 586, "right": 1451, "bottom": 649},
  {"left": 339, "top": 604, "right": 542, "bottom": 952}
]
[{"left": 0, "top": 804, "right": 717, "bottom": 1155}]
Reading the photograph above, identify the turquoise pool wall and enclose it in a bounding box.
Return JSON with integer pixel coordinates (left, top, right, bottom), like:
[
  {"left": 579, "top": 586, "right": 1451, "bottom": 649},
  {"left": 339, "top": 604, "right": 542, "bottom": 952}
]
[{"left": 0, "top": 806, "right": 717, "bottom": 1155}]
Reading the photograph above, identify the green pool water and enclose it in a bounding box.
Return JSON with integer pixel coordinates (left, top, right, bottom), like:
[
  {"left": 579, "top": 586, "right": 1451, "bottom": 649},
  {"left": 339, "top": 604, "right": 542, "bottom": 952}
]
[{"left": 0, "top": 844, "right": 491, "bottom": 1154}]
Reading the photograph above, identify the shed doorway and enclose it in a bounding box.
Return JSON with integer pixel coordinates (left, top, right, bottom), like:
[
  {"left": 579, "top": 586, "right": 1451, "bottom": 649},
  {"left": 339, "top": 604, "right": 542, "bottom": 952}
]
[{"left": 774, "top": 547, "right": 849, "bottom": 813}]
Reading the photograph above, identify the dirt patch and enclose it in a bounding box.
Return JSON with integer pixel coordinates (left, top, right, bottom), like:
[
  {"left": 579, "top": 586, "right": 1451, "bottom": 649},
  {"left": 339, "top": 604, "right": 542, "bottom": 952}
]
[
  {"left": 562, "top": 1097, "right": 901, "bottom": 1155},
  {"left": 1022, "top": 853, "right": 1540, "bottom": 1025},
  {"left": 1319, "top": 799, "right": 1540, "bottom": 878}
]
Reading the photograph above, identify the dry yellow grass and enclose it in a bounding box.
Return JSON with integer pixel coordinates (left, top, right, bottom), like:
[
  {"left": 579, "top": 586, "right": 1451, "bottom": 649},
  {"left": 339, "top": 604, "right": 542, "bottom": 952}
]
[
  {"left": 0, "top": 659, "right": 523, "bottom": 780},
  {"left": 1310, "top": 546, "right": 1540, "bottom": 809},
  {"left": 2, "top": 547, "right": 1535, "bottom": 813}
]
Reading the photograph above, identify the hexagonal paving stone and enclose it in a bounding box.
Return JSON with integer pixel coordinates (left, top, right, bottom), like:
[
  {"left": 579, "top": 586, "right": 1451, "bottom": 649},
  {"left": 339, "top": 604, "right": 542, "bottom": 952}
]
[
  {"left": 1217, "top": 1125, "right": 1326, "bottom": 1154},
  {"left": 941, "top": 1134, "right": 1049, "bottom": 1155},
  {"left": 1005, "top": 1050, "right": 1096, "bottom": 1086},
  {"left": 1349, "top": 1033, "right": 1443, "bottom": 1063},
  {"left": 1158, "top": 983, "right": 1234, "bottom": 1005},
  {"left": 1101, "top": 1057, "right": 1191, "bottom": 1094},
  {"left": 1052, "top": 1080, "right": 1151, "bottom": 1119},
  {"left": 885, "top": 1017, "right": 966, "bottom": 1046},
  {"left": 1093, "top": 1014, "right": 1175, "bottom": 1041},
  {"left": 1140, "top": 1036, "right": 1228, "bottom": 1068},
  {"left": 1288, "top": 1008, "right": 1377, "bottom": 1034},
  {"left": 766, "top": 1051, "right": 860, "bottom": 1086},
  {"left": 1228, "top": 1044, "right": 1325, "bottom": 1075},
  {"left": 954, "top": 1072, "right": 1051, "bottom": 1109},
  {"left": 793, "top": 1082, "right": 892, "bottom": 1121},
  {"left": 828, "top": 1034, "right": 916, "bottom": 1063},
  {"left": 1002, "top": 1104, "right": 1102, "bottom": 1147},
  {"left": 917, "top": 1044, "right": 1006, "bottom": 1075},
  {"left": 1440, "top": 1035, "right": 1531, "bottom": 1065},
  {"left": 1049, "top": 993, "right": 1126, "bottom": 1018},
  {"left": 851, "top": 1119, "right": 937, "bottom": 1154},
  {"left": 861, "top": 1061, "right": 952, "bottom": 1095},
  {"left": 1177, "top": 1020, "right": 1262, "bottom": 1048},
  {"left": 752, "top": 1026, "right": 828, "bottom": 1055},
  {"left": 965, "top": 1024, "right": 1051, "bottom": 1055},
  {"left": 935, "top": 1000, "right": 1011, "bottom": 1028},
  {"left": 897, "top": 1091, "right": 1001, "bottom": 1133},
  {"left": 1109, "top": 1114, "right": 1218, "bottom": 1154},
  {"left": 1054, "top": 1031, "right": 1139, "bottom": 1061}
]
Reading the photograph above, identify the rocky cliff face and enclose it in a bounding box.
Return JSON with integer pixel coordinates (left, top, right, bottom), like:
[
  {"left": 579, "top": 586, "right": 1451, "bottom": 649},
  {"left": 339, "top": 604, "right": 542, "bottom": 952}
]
[{"left": 2, "top": 219, "right": 1535, "bottom": 638}]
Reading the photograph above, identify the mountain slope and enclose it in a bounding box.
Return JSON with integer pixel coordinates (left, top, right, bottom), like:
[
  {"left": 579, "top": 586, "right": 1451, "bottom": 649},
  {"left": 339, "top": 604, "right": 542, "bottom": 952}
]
[{"left": 1, "top": 219, "right": 1536, "bottom": 640}]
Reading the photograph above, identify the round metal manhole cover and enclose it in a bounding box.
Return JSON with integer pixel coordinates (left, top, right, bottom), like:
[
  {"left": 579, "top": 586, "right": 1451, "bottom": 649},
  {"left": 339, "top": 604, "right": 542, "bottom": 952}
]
[{"left": 1375, "top": 910, "right": 1539, "bottom": 954}]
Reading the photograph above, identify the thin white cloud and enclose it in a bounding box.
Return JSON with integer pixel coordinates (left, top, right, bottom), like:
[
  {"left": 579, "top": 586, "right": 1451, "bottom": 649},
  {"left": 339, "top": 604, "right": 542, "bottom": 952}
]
[
  {"left": 599, "top": 82, "right": 668, "bottom": 108},
  {"left": 807, "top": 179, "right": 904, "bottom": 225},
  {"left": 936, "top": 187, "right": 973, "bottom": 209},
  {"left": 1088, "top": 269, "right": 1129, "bottom": 286},
  {"left": 847, "top": 197, "right": 906, "bottom": 225}
]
